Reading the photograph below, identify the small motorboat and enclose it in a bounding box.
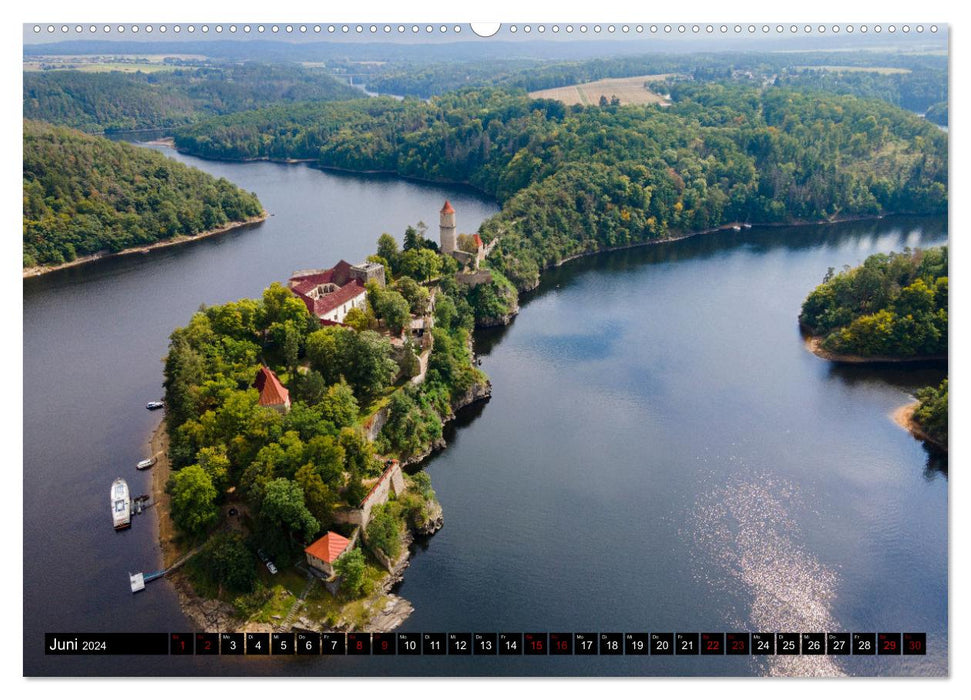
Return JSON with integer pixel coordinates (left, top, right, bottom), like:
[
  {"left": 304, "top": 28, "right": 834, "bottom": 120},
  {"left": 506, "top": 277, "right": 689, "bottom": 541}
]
[
  {"left": 146, "top": 400, "right": 164, "bottom": 410},
  {"left": 136, "top": 457, "right": 157, "bottom": 470}
]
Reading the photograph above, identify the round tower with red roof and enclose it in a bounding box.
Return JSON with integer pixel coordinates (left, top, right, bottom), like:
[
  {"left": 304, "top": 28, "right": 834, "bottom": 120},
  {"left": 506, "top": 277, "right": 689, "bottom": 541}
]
[{"left": 440, "top": 199, "right": 457, "bottom": 254}]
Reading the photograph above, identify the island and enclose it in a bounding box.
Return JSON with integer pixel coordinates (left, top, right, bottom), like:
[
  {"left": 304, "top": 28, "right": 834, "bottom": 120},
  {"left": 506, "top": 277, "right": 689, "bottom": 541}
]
[
  {"left": 22, "top": 120, "right": 266, "bottom": 275},
  {"left": 156, "top": 202, "right": 510, "bottom": 632}
]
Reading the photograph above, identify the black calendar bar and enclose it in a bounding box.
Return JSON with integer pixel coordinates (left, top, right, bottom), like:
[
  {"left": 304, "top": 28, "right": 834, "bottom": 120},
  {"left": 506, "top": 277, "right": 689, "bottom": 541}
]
[
  {"left": 45, "top": 633, "right": 169, "bottom": 655},
  {"left": 43, "top": 632, "right": 927, "bottom": 655}
]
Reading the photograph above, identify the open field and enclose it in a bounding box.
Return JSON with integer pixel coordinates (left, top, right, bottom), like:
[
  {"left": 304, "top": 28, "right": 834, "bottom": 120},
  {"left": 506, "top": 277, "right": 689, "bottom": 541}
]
[{"left": 529, "top": 74, "right": 674, "bottom": 106}]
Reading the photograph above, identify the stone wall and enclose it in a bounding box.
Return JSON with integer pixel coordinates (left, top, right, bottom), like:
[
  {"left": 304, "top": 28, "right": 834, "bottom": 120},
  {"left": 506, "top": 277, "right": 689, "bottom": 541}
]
[
  {"left": 410, "top": 347, "right": 432, "bottom": 386},
  {"left": 360, "top": 462, "right": 405, "bottom": 526},
  {"left": 363, "top": 404, "right": 391, "bottom": 443},
  {"left": 333, "top": 462, "right": 405, "bottom": 528}
]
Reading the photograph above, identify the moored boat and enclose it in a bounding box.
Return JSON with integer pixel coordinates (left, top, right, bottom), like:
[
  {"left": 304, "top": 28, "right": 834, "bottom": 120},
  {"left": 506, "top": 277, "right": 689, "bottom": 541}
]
[
  {"left": 136, "top": 457, "right": 157, "bottom": 470},
  {"left": 145, "top": 400, "right": 164, "bottom": 410},
  {"left": 111, "top": 478, "right": 131, "bottom": 530}
]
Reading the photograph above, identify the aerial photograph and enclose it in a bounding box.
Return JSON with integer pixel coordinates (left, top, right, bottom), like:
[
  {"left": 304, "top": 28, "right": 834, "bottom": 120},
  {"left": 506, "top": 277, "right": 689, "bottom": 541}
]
[{"left": 21, "top": 15, "right": 949, "bottom": 681}]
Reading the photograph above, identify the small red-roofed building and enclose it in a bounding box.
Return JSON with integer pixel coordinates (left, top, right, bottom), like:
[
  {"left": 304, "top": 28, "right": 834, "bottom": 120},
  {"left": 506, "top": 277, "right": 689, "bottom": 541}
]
[
  {"left": 305, "top": 531, "right": 352, "bottom": 577},
  {"left": 253, "top": 365, "right": 291, "bottom": 413}
]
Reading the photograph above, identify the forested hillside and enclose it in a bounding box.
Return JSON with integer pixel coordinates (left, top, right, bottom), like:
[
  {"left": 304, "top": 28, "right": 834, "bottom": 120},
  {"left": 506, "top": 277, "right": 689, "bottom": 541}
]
[
  {"left": 175, "top": 84, "right": 947, "bottom": 290},
  {"left": 800, "top": 247, "right": 947, "bottom": 358},
  {"left": 23, "top": 64, "right": 362, "bottom": 133},
  {"left": 23, "top": 120, "right": 263, "bottom": 268}
]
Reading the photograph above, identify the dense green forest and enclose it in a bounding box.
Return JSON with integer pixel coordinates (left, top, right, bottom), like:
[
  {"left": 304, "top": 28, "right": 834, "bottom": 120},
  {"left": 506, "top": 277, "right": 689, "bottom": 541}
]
[
  {"left": 163, "top": 234, "right": 487, "bottom": 594},
  {"left": 23, "top": 64, "right": 362, "bottom": 133},
  {"left": 912, "top": 379, "right": 948, "bottom": 449},
  {"left": 175, "top": 83, "right": 947, "bottom": 291},
  {"left": 23, "top": 120, "right": 264, "bottom": 268},
  {"left": 799, "top": 247, "right": 947, "bottom": 357},
  {"left": 773, "top": 68, "right": 947, "bottom": 120},
  {"left": 362, "top": 51, "right": 947, "bottom": 117}
]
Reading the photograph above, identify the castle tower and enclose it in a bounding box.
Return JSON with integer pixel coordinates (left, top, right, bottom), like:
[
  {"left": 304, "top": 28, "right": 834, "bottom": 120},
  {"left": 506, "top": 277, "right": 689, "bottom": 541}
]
[{"left": 440, "top": 200, "right": 457, "bottom": 255}]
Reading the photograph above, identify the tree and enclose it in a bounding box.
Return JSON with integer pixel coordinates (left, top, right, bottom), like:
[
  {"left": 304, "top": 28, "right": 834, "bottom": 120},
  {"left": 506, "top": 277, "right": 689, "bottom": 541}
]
[
  {"left": 344, "top": 330, "right": 398, "bottom": 403},
  {"left": 334, "top": 547, "right": 367, "bottom": 597},
  {"left": 398, "top": 248, "right": 442, "bottom": 282},
  {"left": 305, "top": 325, "right": 351, "bottom": 385},
  {"left": 261, "top": 282, "right": 310, "bottom": 329},
  {"left": 293, "top": 370, "right": 328, "bottom": 406},
  {"left": 393, "top": 276, "right": 430, "bottom": 315},
  {"left": 167, "top": 464, "right": 218, "bottom": 536},
  {"left": 321, "top": 379, "right": 359, "bottom": 428},
  {"left": 372, "top": 288, "right": 411, "bottom": 335},
  {"left": 339, "top": 427, "right": 375, "bottom": 476},
  {"left": 305, "top": 434, "right": 346, "bottom": 483},
  {"left": 195, "top": 445, "right": 231, "bottom": 496},
  {"left": 402, "top": 225, "right": 423, "bottom": 252},
  {"left": 294, "top": 463, "right": 338, "bottom": 528},
  {"left": 260, "top": 478, "right": 320, "bottom": 542},
  {"left": 342, "top": 307, "right": 371, "bottom": 332},
  {"left": 377, "top": 233, "right": 400, "bottom": 271},
  {"left": 198, "top": 531, "right": 257, "bottom": 593},
  {"left": 366, "top": 503, "right": 403, "bottom": 559}
]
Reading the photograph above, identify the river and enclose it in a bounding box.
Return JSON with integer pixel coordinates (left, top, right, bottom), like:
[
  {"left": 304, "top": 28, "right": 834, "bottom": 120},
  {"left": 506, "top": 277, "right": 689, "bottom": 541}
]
[{"left": 23, "top": 147, "right": 947, "bottom": 677}]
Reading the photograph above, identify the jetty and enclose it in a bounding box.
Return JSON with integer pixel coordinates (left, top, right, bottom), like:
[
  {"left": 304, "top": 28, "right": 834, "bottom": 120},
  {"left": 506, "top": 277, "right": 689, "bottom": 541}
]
[{"left": 129, "top": 543, "right": 202, "bottom": 593}]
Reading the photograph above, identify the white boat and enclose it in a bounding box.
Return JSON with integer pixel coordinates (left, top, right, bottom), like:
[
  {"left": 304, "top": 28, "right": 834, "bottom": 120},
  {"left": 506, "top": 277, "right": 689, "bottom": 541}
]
[
  {"left": 145, "top": 401, "right": 164, "bottom": 410},
  {"left": 136, "top": 457, "right": 157, "bottom": 470},
  {"left": 111, "top": 478, "right": 131, "bottom": 530}
]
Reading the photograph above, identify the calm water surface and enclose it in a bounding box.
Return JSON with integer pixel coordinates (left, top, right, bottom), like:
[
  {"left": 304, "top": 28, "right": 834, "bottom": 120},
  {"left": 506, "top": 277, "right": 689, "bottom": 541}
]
[{"left": 23, "top": 149, "right": 946, "bottom": 676}]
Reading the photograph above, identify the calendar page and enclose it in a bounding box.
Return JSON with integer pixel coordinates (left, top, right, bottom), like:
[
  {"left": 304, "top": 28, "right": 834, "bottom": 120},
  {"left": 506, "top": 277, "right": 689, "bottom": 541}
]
[{"left": 21, "top": 13, "right": 949, "bottom": 682}]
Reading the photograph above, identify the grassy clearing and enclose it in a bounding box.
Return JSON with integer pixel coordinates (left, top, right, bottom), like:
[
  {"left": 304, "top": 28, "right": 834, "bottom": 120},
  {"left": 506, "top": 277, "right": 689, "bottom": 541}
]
[
  {"left": 529, "top": 74, "right": 675, "bottom": 106},
  {"left": 249, "top": 585, "right": 297, "bottom": 623}
]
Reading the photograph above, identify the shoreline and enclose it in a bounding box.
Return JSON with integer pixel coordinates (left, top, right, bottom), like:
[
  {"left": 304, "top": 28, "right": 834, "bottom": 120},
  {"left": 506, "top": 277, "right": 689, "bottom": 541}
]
[
  {"left": 147, "top": 375, "right": 490, "bottom": 633},
  {"left": 802, "top": 335, "right": 947, "bottom": 365},
  {"left": 892, "top": 401, "right": 948, "bottom": 453},
  {"left": 547, "top": 213, "right": 931, "bottom": 273},
  {"left": 23, "top": 212, "right": 268, "bottom": 279},
  {"left": 169, "top": 143, "right": 498, "bottom": 200}
]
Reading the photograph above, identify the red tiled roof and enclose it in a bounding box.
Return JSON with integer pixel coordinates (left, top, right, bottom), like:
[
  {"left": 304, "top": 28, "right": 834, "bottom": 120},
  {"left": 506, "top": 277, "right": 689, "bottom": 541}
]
[
  {"left": 310, "top": 279, "right": 365, "bottom": 317},
  {"left": 289, "top": 260, "right": 354, "bottom": 288},
  {"left": 288, "top": 261, "right": 364, "bottom": 319},
  {"left": 254, "top": 365, "right": 289, "bottom": 407},
  {"left": 305, "top": 531, "right": 351, "bottom": 564},
  {"left": 441, "top": 200, "right": 455, "bottom": 214},
  {"left": 473, "top": 233, "right": 483, "bottom": 248}
]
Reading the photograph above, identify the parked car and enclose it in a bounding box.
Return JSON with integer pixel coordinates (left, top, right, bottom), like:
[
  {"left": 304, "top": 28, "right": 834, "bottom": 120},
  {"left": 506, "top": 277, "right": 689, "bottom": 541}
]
[{"left": 256, "top": 548, "right": 278, "bottom": 574}]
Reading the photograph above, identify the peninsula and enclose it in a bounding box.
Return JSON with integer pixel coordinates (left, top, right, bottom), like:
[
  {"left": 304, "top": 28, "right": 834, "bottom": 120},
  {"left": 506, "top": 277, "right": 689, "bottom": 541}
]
[
  {"left": 156, "top": 202, "right": 502, "bottom": 632},
  {"left": 23, "top": 120, "right": 265, "bottom": 275},
  {"left": 799, "top": 247, "right": 948, "bottom": 362}
]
